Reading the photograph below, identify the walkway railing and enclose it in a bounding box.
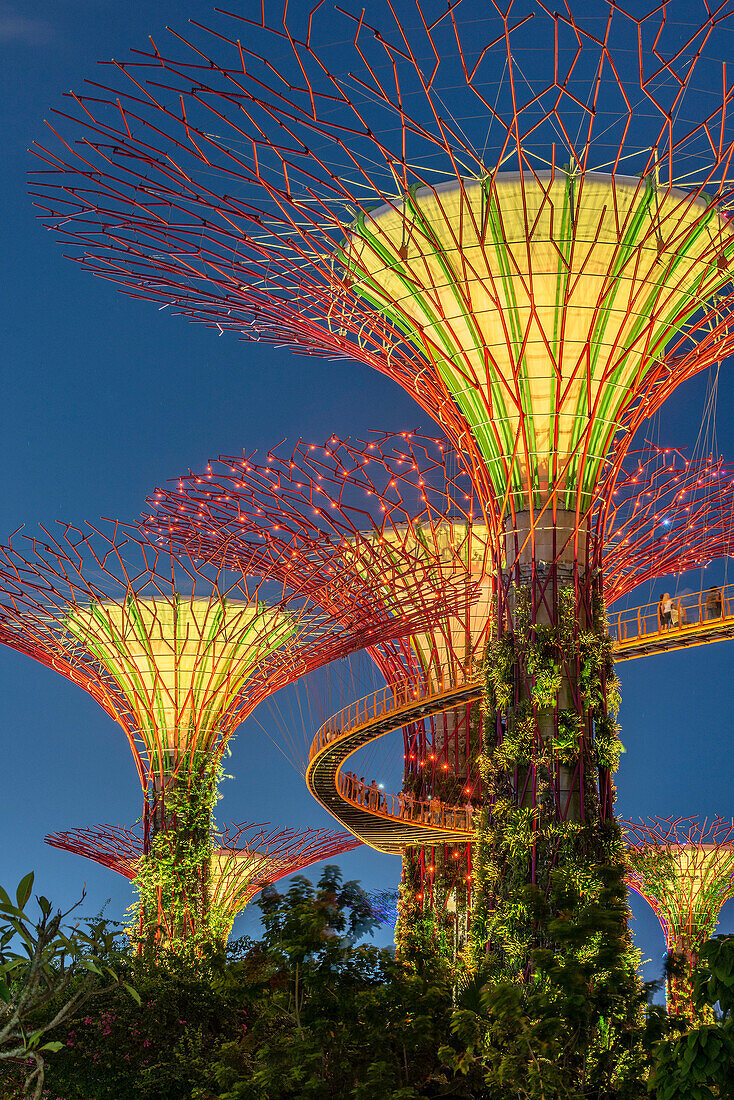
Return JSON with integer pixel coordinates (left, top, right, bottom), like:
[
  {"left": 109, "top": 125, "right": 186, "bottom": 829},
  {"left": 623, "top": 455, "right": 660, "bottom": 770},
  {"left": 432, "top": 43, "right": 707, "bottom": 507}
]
[
  {"left": 337, "top": 772, "right": 474, "bottom": 834},
  {"left": 309, "top": 669, "right": 481, "bottom": 762},
  {"left": 613, "top": 581, "right": 734, "bottom": 645}
]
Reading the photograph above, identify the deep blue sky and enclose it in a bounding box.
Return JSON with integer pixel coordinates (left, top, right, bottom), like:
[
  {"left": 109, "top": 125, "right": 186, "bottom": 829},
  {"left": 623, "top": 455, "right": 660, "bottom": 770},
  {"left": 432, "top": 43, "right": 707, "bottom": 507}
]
[{"left": 2, "top": 0, "right": 734, "bottom": 977}]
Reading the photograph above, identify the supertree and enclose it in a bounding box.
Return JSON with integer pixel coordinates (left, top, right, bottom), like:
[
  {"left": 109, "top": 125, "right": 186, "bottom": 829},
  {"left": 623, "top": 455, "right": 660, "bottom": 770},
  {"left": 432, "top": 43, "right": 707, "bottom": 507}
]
[
  {"left": 45, "top": 822, "right": 362, "bottom": 943},
  {"left": 146, "top": 432, "right": 734, "bottom": 958},
  {"left": 148, "top": 431, "right": 489, "bottom": 956},
  {"left": 28, "top": 0, "right": 734, "bottom": 982},
  {"left": 624, "top": 817, "right": 734, "bottom": 1022},
  {"left": 0, "top": 520, "right": 449, "bottom": 951}
]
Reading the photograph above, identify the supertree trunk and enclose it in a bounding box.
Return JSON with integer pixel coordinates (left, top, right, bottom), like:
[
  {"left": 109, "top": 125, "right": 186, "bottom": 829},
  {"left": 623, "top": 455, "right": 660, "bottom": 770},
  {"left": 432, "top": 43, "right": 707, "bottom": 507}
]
[
  {"left": 473, "top": 510, "right": 629, "bottom": 977},
  {"left": 138, "top": 756, "right": 219, "bottom": 953}
]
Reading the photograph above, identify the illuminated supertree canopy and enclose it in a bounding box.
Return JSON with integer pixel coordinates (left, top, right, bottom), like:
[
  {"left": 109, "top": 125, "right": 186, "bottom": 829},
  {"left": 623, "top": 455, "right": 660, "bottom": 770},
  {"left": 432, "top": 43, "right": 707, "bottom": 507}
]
[
  {"left": 624, "top": 817, "right": 734, "bottom": 1022},
  {"left": 29, "top": 2, "right": 734, "bottom": 519},
  {"left": 0, "top": 519, "right": 448, "bottom": 951},
  {"left": 46, "top": 822, "right": 361, "bottom": 943},
  {"left": 145, "top": 431, "right": 734, "bottom": 952},
  {"left": 147, "top": 432, "right": 488, "bottom": 687},
  {"left": 28, "top": 0, "right": 734, "bottom": 980},
  {"left": 0, "top": 521, "right": 425, "bottom": 792}
]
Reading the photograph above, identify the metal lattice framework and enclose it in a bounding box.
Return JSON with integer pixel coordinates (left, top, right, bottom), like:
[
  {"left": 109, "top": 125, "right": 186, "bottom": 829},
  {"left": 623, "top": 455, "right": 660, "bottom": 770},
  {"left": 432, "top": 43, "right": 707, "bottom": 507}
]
[
  {"left": 29, "top": 1, "right": 734, "bottom": 521},
  {"left": 146, "top": 432, "right": 734, "bottom": 801},
  {"left": 0, "top": 519, "right": 457, "bottom": 798},
  {"left": 28, "top": 0, "right": 734, "bottom": 966},
  {"left": 0, "top": 518, "right": 462, "bottom": 951},
  {"left": 601, "top": 448, "right": 734, "bottom": 606},
  {"left": 147, "top": 432, "right": 486, "bottom": 691},
  {"left": 45, "top": 821, "right": 362, "bottom": 940},
  {"left": 624, "top": 816, "right": 734, "bottom": 1020},
  {"left": 145, "top": 432, "right": 734, "bottom": 940}
]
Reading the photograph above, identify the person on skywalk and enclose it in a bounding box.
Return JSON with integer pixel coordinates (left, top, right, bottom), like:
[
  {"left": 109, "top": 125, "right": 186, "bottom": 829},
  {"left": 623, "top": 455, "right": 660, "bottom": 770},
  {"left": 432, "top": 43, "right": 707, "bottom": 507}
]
[
  {"left": 658, "top": 593, "right": 673, "bottom": 630},
  {"left": 707, "top": 587, "right": 723, "bottom": 621}
]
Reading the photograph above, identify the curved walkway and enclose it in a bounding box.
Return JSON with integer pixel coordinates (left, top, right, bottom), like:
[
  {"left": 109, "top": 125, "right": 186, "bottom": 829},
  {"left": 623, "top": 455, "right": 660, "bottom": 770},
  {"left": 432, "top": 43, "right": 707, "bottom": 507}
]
[
  {"left": 307, "top": 590, "right": 734, "bottom": 852},
  {"left": 305, "top": 679, "right": 481, "bottom": 854}
]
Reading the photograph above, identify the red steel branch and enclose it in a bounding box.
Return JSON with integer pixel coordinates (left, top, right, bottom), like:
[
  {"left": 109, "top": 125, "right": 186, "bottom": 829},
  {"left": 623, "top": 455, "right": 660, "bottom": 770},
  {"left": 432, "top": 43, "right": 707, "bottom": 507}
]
[{"left": 148, "top": 432, "right": 734, "bottom": 621}]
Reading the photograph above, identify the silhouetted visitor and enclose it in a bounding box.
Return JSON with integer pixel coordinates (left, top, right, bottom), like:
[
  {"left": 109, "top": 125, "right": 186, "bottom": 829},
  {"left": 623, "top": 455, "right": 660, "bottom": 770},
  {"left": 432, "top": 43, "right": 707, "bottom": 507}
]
[{"left": 707, "top": 586, "right": 723, "bottom": 620}]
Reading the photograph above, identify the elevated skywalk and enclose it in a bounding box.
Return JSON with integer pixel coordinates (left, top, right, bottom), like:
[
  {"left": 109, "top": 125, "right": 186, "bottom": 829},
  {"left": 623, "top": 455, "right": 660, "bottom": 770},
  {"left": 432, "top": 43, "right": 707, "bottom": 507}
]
[
  {"left": 612, "top": 582, "right": 734, "bottom": 661},
  {"left": 305, "top": 678, "right": 480, "bottom": 853},
  {"left": 306, "top": 583, "right": 734, "bottom": 850}
]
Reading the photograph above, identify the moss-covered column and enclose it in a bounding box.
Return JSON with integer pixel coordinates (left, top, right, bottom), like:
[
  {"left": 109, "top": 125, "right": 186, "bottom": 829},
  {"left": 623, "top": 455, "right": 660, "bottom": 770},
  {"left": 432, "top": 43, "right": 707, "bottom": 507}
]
[
  {"left": 469, "top": 512, "right": 638, "bottom": 1017},
  {"left": 135, "top": 754, "right": 223, "bottom": 955}
]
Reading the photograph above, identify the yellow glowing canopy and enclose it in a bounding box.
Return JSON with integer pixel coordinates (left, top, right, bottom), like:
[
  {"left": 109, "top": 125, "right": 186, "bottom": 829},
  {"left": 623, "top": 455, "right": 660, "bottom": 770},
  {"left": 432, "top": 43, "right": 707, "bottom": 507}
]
[
  {"left": 628, "top": 843, "right": 734, "bottom": 948},
  {"left": 210, "top": 848, "right": 277, "bottom": 912},
  {"left": 66, "top": 595, "right": 293, "bottom": 755},
  {"left": 360, "top": 520, "right": 492, "bottom": 687},
  {"left": 346, "top": 173, "right": 734, "bottom": 504}
]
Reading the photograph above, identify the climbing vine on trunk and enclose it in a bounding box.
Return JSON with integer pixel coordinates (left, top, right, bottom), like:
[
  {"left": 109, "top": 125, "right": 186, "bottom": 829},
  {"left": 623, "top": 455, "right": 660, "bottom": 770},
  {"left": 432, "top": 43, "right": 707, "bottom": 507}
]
[{"left": 132, "top": 756, "right": 229, "bottom": 955}]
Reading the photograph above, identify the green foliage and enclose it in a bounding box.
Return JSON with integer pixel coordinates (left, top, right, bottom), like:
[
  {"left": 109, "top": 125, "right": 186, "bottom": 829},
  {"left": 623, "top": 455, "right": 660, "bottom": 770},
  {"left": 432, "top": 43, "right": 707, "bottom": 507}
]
[
  {"left": 16, "top": 870, "right": 734, "bottom": 1099},
  {"left": 554, "top": 709, "right": 582, "bottom": 764},
  {"left": 650, "top": 1025, "right": 734, "bottom": 1100},
  {"left": 467, "top": 579, "right": 642, "bottom": 1094},
  {"left": 695, "top": 935, "right": 734, "bottom": 1019},
  {"left": 133, "top": 757, "right": 227, "bottom": 956},
  {"left": 494, "top": 705, "right": 534, "bottom": 768},
  {"left": 444, "top": 862, "right": 648, "bottom": 1099},
  {"left": 394, "top": 853, "right": 460, "bottom": 973},
  {"left": 0, "top": 875, "right": 133, "bottom": 1100},
  {"left": 595, "top": 713, "right": 626, "bottom": 770},
  {"left": 35, "top": 866, "right": 462, "bottom": 1100},
  {"left": 648, "top": 936, "right": 734, "bottom": 1098},
  {"left": 485, "top": 632, "right": 514, "bottom": 712},
  {"left": 34, "top": 943, "right": 250, "bottom": 1100},
  {"left": 214, "top": 867, "right": 456, "bottom": 1098},
  {"left": 526, "top": 623, "right": 563, "bottom": 708},
  {"left": 476, "top": 583, "right": 628, "bottom": 971}
]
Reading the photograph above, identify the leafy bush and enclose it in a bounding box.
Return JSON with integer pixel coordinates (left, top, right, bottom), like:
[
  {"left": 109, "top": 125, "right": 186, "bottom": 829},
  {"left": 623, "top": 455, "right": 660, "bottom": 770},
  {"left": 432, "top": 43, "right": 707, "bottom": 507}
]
[
  {"left": 0, "top": 874, "right": 134, "bottom": 1100},
  {"left": 648, "top": 935, "right": 734, "bottom": 1099}
]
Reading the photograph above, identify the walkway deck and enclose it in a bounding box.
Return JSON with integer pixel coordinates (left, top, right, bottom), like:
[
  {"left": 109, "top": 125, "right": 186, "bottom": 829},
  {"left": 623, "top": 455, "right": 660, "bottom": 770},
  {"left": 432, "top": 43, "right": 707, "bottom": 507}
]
[
  {"left": 612, "top": 582, "right": 734, "bottom": 661},
  {"left": 305, "top": 678, "right": 481, "bottom": 853},
  {"left": 306, "top": 582, "right": 734, "bottom": 850}
]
